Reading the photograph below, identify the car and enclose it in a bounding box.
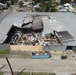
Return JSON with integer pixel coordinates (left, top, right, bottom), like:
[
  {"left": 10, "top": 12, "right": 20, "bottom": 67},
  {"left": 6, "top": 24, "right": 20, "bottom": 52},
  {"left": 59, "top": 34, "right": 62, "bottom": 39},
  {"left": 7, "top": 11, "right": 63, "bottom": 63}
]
[
  {"left": 34, "top": 5, "right": 40, "bottom": 8},
  {"left": 27, "top": 3, "right": 33, "bottom": 7},
  {"left": 60, "top": 7, "right": 67, "bottom": 12}
]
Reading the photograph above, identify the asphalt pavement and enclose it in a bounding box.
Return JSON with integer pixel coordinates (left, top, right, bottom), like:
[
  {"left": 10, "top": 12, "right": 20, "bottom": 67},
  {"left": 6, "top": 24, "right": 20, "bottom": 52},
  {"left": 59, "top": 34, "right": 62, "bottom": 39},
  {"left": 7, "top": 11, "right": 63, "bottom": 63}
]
[{"left": 0, "top": 57, "right": 76, "bottom": 74}]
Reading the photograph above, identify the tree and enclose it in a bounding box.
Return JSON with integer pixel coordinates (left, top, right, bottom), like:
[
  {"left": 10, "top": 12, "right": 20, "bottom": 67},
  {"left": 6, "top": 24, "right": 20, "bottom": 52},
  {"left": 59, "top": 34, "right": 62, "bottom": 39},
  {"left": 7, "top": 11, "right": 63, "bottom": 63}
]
[
  {"left": 6, "top": 1, "right": 11, "bottom": 7},
  {"left": 61, "top": 0, "right": 71, "bottom": 4},
  {"left": 45, "top": 0, "right": 52, "bottom": 12},
  {"left": 40, "top": 0, "right": 46, "bottom": 11},
  {"left": 0, "top": 0, "right": 18, "bottom": 4},
  {"left": 0, "top": 0, "right": 7, "bottom": 3},
  {"left": 10, "top": 0, "right": 18, "bottom": 4},
  {"left": 33, "top": 0, "right": 40, "bottom": 4},
  {"left": 74, "top": 0, "right": 76, "bottom": 4},
  {"left": 18, "top": 1, "right": 23, "bottom": 7},
  {"left": 25, "top": 0, "right": 27, "bottom": 1},
  {"left": 33, "top": 0, "right": 53, "bottom": 12}
]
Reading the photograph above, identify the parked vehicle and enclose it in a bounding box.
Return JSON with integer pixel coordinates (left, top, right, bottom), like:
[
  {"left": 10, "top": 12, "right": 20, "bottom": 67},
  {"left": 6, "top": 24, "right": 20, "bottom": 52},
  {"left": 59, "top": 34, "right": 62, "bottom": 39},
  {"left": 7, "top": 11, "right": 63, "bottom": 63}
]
[
  {"left": 32, "top": 52, "right": 51, "bottom": 59},
  {"left": 60, "top": 7, "right": 67, "bottom": 12},
  {"left": 27, "top": 3, "right": 33, "bottom": 7}
]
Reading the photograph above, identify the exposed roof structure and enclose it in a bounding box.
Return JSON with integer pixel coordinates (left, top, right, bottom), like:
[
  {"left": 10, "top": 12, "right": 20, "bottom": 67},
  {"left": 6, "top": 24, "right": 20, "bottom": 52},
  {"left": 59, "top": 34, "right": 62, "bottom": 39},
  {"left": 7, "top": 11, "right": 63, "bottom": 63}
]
[
  {"left": 0, "top": 12, "right": 44, "bottom": 43},
  {"left": 22, "top": 23, "right": 32, "bottom": 29},
  {"left": 23, "top": 17, "right": 33, "bottom": 24},
  {"left": 0, "top": 12, "right": 25, "bottom": 43},
  {"left": 22, "top": 19, "right": 43, "bottom": 30},
  {"left": 1, "top": 12, "right": 76, "bottom": 46},
  {"left": 56, "top": 31, "right": 75, "bottom": 44},
  {"left": 42, "top": 12, "right": 76, "bottom": 46}
]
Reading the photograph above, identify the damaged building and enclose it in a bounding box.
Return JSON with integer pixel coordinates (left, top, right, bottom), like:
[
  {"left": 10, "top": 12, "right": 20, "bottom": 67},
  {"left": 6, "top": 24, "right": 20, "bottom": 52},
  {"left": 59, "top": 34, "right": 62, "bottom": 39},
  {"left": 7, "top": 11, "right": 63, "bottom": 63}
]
[{"left": 0, "top": 12, "right": 76, "bottom": 52}]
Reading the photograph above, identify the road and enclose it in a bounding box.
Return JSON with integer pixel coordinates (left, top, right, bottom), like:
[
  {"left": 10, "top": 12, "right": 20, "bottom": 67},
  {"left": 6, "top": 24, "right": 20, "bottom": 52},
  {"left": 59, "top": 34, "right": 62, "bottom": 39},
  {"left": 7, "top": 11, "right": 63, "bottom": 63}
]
[
  {"left": 0, "top": 5, "right": 18, "bottom": 23},
  {"left": 0, "top": 57, "right": 76, "bottom": 74}
]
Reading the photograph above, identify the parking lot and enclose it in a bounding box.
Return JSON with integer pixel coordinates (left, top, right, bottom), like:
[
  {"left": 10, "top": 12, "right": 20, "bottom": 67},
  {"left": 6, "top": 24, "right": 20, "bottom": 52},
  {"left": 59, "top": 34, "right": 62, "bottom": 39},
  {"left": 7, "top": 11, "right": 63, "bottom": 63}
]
[{"left": 0, "top": 51, "right": 76, "bottom": 74}]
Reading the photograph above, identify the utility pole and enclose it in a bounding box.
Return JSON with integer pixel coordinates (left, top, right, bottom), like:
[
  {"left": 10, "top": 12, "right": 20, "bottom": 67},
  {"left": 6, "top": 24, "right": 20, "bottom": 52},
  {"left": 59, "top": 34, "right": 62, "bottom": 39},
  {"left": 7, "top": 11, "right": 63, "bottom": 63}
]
[
  {"left": 6, "top": 57, "right": 26, "bottom": 75},
  {"left": 6, "top": 57, "right": 14, "bottom": 75}
]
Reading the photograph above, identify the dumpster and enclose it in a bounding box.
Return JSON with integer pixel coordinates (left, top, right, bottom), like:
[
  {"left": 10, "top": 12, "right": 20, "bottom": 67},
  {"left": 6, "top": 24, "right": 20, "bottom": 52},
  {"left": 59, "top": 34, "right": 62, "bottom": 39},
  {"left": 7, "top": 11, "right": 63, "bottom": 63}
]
[{"left": 32, "top": 52, "right": 51, "bottom": 59}]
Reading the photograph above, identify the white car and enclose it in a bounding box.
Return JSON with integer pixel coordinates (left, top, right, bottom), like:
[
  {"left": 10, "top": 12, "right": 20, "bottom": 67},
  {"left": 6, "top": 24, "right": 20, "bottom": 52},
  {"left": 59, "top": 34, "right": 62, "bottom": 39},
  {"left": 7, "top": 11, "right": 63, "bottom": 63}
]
[
  {"left": 27, "top": 3, "right": 33, "bottom": 7},
  {"left": 34, "top": 5, "right": 40, "bottom": 8}
]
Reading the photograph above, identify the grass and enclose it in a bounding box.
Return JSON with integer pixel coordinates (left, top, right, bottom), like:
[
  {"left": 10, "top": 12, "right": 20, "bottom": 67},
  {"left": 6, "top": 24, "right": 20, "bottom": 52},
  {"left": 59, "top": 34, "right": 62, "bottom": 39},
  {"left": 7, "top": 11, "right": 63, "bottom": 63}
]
[
  {"left": 72, "top": 6, "right": 76, "bottom": 9},
  {"left": 15, "top": 73, "right": 56, "bottom": 75},
  {"left": 0, "top": 72, "right": 4, "bottom": 75},
  {"left": 0, "top": 50, "right": 10, "bottom": 54},
  {"left": 73, "top": 50, "right": 76, "bottom": 52},
  {"left": 28, "top": 7, "right": 33, "bottom": 12},
  {"left": 71, "top": 74, "right": 76, "bottom": 75}
]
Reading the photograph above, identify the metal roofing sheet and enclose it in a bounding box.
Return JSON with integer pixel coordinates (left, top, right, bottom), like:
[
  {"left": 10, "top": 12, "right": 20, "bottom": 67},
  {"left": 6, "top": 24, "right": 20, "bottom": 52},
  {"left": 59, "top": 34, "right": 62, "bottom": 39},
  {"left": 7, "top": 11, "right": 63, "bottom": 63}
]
[
  {"left": 32, "top": 19, "right": 43, "bottom": 30},
  {"left": 56, "top": 31, "right": 75, "bottom": 45},
  {"left": 22, "top": 23, "right": 32, "bottom": 29}
]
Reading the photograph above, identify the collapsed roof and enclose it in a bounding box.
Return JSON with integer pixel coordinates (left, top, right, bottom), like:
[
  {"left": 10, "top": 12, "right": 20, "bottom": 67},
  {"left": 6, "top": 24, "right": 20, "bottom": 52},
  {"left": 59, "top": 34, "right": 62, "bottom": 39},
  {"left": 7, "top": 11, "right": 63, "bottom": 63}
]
[
  {"left": 0, "top": 12, "right": 44, "bottom": 43},
  {"left": 32, "top": 19, "right": 43, "bottom": 31},
  {"left": 21, "top": 18, "right": 43, "bottom": 31},
  {"left": 56, "top": 31, "right": 75, "bottom": 45}
]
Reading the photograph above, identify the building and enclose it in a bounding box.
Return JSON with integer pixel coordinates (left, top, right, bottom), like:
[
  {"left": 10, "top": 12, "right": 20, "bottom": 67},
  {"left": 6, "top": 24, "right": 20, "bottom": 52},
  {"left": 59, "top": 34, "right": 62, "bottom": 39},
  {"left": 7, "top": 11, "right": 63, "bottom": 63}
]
[{"left": 0, "top": 12, "right": 76, "bottom": 51}]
